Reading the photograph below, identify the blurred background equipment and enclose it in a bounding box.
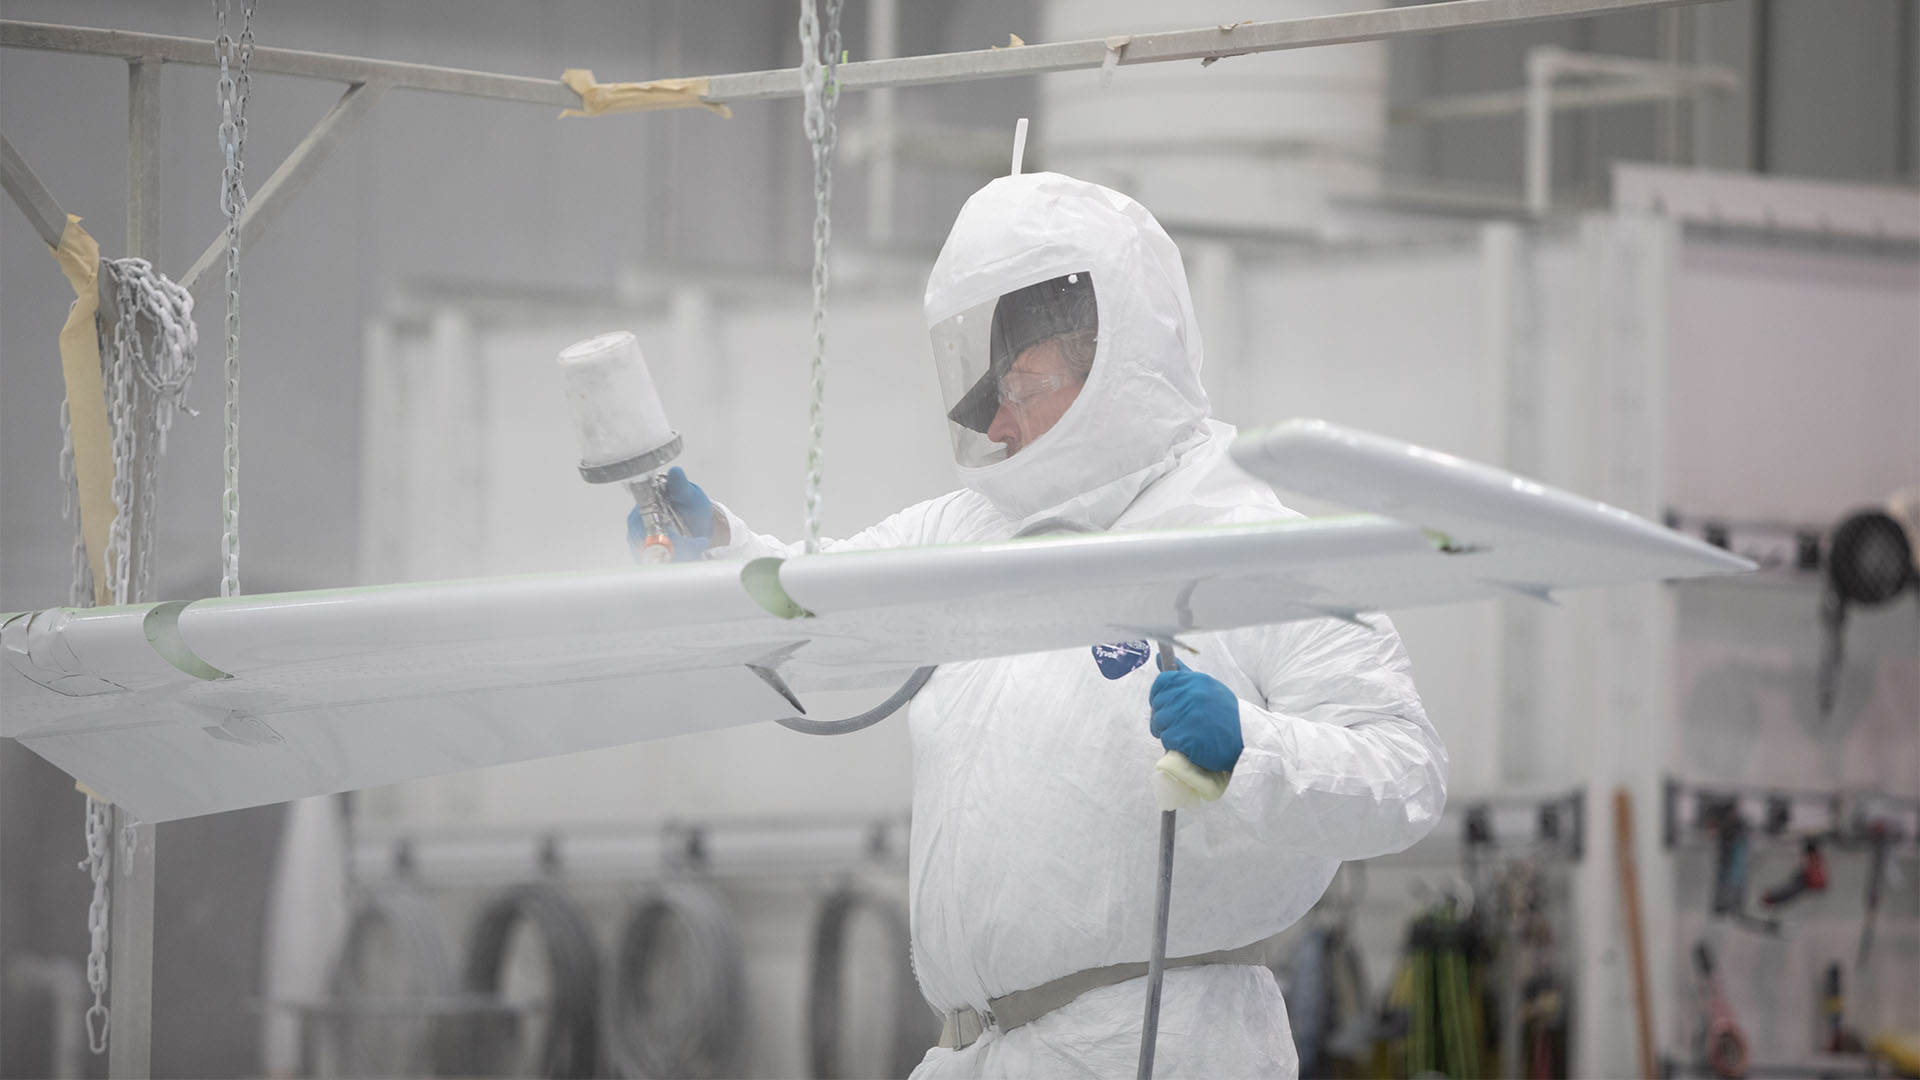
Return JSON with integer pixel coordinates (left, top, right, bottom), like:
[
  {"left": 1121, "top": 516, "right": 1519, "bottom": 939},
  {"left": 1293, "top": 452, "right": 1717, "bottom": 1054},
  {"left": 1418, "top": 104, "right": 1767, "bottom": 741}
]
[
  {"left": 316, "top": 884, "right": 459, "bottom": 1079},
  {"left": 460, "top": 881, "right": 602, "bottom": 1079},
  {"left": 605, "top": 880, "right": 747, "bottom": 1079},
  {"left": 1, "top": 1, "right": 1916, "bottom": 1077},
  {"left": 1819, "top": 507, "right": 1918, "bottom": 715},
  {"left": 807, "top": 881, "right": 936, "bottom": 1080},
  {"left": 1690, "top": 941, "right": 1750, "bottom": 1080}
]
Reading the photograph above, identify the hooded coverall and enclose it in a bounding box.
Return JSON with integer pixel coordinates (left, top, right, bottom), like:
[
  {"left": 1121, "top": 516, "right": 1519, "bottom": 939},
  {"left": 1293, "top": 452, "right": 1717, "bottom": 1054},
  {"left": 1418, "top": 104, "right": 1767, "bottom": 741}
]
[{"left": 708, "top": 172, "right": 1447, "bottom": 1078}]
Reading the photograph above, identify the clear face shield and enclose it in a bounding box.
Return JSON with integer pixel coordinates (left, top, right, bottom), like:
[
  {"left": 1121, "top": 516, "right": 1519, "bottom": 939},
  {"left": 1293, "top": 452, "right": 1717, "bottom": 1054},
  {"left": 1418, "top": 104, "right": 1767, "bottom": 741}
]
[{"left": 931, "top": 272, "right": 1099, "bottom": 468}]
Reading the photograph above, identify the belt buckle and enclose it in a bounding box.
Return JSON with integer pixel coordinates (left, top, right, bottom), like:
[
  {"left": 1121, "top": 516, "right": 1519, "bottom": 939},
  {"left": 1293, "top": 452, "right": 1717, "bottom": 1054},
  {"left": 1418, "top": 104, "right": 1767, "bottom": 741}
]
[{"left": 939, "top": 1006, "right": 994, "bottom": 1050}]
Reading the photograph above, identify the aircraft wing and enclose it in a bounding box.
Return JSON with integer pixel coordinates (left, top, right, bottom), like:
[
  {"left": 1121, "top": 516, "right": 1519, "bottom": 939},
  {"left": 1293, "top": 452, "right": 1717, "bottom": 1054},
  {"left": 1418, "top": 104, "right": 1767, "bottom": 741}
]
[{"left": 1, "top": 419, "right": 1750, "bottom": 822}]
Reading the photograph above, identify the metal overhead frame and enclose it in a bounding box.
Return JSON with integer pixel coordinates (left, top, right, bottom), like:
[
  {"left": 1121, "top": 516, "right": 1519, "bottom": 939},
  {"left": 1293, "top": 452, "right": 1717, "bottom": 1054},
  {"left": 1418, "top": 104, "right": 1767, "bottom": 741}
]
[
  {"left": 1395, "top": 45, "right": 1744, "bottom": 215},
  {"left": 0, "top": 1, "right": 1719, "bottom": 1075}
]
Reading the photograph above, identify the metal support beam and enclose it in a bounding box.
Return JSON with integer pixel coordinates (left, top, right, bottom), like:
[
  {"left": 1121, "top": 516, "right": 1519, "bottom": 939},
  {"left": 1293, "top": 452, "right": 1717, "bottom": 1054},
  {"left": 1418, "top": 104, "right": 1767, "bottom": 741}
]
[
  {"left": 2, "top": 21, "right": 572, "bottom": 108},
  {"left": 106, "top": 812, "right": 155, "bottom": 1079},
  {"left": 8, "top": 0, "right": 1721, "bottom": 116},
  {"left": 2, "top": 129, "right": 69, "bottom": 248},
  {"left": 127, "top": 58, "right": 161, "bottom": 262},
  {"left": 1395, "top": 66, "right": 1742, "bottom": 122},
  {"left": 702, "top": 0, "right": 1723, "bottom": 103},
  {"left": 1, "top": 130, "right": 119, "bottom": 322},
  {"left": 179, "top": 80, "right": 387, "bottom": 292}
]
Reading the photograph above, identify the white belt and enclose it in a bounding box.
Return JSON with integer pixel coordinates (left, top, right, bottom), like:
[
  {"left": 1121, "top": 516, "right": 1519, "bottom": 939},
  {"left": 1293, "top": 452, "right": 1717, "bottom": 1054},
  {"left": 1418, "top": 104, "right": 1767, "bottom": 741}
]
[{"left": 936, "top": 939, "right": 1271, "bottom": 1050}]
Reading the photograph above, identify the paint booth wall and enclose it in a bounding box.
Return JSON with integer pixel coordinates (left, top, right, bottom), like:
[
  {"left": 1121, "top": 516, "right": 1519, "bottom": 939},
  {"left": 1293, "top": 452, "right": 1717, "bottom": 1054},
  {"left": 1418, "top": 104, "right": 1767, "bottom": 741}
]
[{"left": 1661, "top": 238, "right": 1920, "bottom": 1060}]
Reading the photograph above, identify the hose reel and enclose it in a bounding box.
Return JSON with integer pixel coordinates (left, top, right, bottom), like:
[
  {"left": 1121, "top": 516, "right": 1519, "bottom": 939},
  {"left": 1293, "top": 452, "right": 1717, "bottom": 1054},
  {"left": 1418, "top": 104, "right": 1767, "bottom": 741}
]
[
  {"left": 460, "top": 882, "right": 602, "bottom": 1079},
  {"left": 807, "top": 883, "right": 939, "bottom": 1079},
  {"left": 605, "top": 880, "right": 747, "bottom": 1079},
  {"left": 320, "top": 886, "right": 459, "bottom": 1078}
]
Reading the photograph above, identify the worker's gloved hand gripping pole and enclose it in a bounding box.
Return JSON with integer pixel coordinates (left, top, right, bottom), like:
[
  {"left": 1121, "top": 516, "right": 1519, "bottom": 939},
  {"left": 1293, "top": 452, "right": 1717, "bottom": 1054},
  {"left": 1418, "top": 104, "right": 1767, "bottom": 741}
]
[{"left": 1139, "top": 641, "right": 1237, "bottom": 1079}]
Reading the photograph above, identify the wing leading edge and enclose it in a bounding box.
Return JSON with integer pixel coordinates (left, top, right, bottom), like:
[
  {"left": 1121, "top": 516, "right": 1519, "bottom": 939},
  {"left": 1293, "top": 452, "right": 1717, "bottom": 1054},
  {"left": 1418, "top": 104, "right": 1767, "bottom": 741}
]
[{"left": 1, "top": 419, "right": 1750, "bottom": 821}]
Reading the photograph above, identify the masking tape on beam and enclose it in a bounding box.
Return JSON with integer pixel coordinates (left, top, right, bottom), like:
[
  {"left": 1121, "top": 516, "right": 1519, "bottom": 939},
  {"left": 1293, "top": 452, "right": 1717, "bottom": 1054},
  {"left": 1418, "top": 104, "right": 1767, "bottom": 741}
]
[
  {"left": 49, "top": 215, "right": 115, "bottom": 608},
  {"left": 558, "top": 69, "right": 732, "bottom": 119}
]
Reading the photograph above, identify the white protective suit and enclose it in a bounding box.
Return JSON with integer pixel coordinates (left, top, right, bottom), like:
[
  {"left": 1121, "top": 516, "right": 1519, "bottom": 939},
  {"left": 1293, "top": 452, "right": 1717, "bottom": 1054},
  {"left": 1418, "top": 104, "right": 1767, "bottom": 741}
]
[{"left": 709, "top": 173, "right": 1447, "bottom": 1078}]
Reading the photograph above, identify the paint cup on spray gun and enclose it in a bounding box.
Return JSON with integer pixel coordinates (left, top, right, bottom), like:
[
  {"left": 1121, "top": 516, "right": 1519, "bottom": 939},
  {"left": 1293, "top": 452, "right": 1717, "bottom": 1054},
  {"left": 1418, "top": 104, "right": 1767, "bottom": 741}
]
[{"left": 557, "top": 331, "right": 685, "bottom": 564}]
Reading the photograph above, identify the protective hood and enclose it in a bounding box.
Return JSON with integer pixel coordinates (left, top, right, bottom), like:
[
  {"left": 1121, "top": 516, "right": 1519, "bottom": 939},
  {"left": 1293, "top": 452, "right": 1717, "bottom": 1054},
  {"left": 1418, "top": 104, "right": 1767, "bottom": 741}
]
[{"left": 924, "top": 172, "right": 1211, "bottom": 528}]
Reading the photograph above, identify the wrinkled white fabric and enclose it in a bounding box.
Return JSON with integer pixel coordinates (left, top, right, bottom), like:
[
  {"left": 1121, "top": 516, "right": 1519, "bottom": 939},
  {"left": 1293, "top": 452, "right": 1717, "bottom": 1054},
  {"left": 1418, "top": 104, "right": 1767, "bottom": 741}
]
[{"left": 707, "top": 174, "right": 1446, "bottom": 1079}]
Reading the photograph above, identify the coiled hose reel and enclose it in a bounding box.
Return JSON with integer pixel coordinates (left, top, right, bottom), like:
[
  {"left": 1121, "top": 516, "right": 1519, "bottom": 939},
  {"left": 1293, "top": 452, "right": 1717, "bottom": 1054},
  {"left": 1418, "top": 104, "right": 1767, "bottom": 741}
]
[
  {"left": 808, "top": 884, "right": 940, "bottom": 1079},
  {"left": 460, "top": 882, "right": 602, "bottom": 1079},
  {"left": 320, "top": 886, "right": 459, "bottom": 1078},
  {"left": 605, "top": 881, "right": 747, "bottom": 1079}
]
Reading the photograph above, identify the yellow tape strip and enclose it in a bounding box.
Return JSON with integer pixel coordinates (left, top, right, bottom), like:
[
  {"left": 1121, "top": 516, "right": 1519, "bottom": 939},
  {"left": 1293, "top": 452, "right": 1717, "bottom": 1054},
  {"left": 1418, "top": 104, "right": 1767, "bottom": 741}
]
[
  {"left": 49, "top": 215, "right": 115, "bottom": 608},
  {"left": 558, "top": 69, "right": 732, "bottom": 119}
]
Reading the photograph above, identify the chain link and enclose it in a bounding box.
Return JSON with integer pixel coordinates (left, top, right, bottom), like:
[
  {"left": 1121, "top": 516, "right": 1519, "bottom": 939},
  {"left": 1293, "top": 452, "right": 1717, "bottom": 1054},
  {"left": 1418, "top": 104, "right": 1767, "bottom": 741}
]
[
  {"left": 59, "top": 398, "right": 95, "bottom": 607},
  {"left": 216, "top": 0, "right": 255, "bottom": 598},
  {"left": 105, "top": 258, "right": 199, "bottom": 603},
  {"left": 79, "top": 796, "right": 113, "bottom": 1054},
  {"left": 797, "top": 0, "right": 844, "bottom": 554}
]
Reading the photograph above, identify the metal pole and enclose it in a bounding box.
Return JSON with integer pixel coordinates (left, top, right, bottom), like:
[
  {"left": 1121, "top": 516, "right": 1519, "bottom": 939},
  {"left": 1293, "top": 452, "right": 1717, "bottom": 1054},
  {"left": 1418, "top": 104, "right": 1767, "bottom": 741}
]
[
  {"left": 127, "top": 58, "right": 160, "bottom": 262},
  {"left": 865, "top": 0, "right": 897, "bottom": 248},
  {"left": 1136, "top": 809, "right": 1176, "bottom": 1079},
  {"left": 106, "top": 813, "right": 155, "bottom": 1079},
  {"left": 6, "top": 0, "right": 1724, "bottom": 113},
  {"left": 178, "top": 80, "right": 387, "bottom": 291},
  {"left": 1524, "top": 48, "right": 1555, "bottom": 217},
  {"left": 0, "top": 132, "right": 121, "bottom": 327}
]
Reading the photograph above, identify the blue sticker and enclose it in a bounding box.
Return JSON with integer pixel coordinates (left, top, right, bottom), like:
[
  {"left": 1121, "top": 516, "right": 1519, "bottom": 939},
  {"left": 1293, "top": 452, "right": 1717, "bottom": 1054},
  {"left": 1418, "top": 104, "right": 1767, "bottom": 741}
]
[{"left": 1091, "top": 640, "right": 1151, "bottom": 680}]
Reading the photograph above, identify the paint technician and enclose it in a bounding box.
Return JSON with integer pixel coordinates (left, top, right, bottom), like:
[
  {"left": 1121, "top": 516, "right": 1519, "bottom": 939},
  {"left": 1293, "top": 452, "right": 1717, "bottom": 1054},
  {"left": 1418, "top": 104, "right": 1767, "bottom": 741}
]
[{"left": 627, "top": 172, "right": 1448, "bottom": 1077}]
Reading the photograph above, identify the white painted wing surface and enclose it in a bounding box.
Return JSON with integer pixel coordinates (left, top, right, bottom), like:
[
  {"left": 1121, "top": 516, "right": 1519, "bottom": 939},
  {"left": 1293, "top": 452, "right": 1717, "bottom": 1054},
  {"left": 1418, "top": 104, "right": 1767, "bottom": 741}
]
[{"left": 0, "top": 419, "right": 1750, "bottom": 822}]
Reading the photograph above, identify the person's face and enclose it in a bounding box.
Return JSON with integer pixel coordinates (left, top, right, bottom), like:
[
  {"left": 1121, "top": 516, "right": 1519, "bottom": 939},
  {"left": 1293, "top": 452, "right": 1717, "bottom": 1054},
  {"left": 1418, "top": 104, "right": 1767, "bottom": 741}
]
[{"left": 985, "top": 336, "right": 1085, "bottom": 456}]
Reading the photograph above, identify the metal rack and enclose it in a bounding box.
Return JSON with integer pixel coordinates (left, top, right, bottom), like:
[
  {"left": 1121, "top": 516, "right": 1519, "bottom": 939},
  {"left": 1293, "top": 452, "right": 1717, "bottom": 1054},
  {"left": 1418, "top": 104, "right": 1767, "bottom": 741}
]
[
  {"left": 1663, "top": 776, "right": 1920, "bottom": 853},
  {"left": 352, "top": 813, "right": 913, "bottom": 888}
]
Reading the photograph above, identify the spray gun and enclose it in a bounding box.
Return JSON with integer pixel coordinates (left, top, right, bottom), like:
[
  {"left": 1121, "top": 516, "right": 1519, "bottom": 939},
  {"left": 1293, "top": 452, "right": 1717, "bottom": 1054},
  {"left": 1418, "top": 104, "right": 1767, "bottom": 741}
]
[{"left": 556, "top": 331, "right": 686, "bottom": 563}]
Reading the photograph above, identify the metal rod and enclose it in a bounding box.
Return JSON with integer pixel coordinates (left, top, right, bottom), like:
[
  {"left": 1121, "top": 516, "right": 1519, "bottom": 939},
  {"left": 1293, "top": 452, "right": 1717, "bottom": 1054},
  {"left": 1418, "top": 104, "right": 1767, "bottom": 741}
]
[
  {"left": 1, "top": 130, "right": 119, "bottom": 323},
  {"left": 1396, "top": 64, "right": 1742, "bottom": 122},
  {"left": 1, "top": 129, "right": 69, "bottom": 248},
  {"left": 1137, "top": 808, "right": 1176, "bottom": 1080},
  {"left": 126, "top": 58, "right": 160, "bottom": 262},
  {"left": 703, "top": 0, "right": 1722, "bottom": 103},
  {"left": 1, "top": 20, "right": 574, "bottom": 108},
  {"left": 9, "top": 0, "right": 1720, "bottom": 115},
  {"left": 1525, "top": 50, "right": 1554, "bottom": 216},
  {"left": 179, "top": 80, "right": 388, "bottom": 292},
  {"left": 106, "top": 812, "right": 154, "bottom": 1079}
]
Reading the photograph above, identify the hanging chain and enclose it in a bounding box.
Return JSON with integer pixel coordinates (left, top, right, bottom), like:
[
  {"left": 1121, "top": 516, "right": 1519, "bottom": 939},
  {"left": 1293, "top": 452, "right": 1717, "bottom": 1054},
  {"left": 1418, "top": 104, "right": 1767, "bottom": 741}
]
[
  {"left": 79, "top": 796, "right": 113, "bottom": 1053},
  {"left": 109, "top": 258, "right": 199, "bottom": 601},
  {"left": 59, "top": 399, "right": 95, "bottom": 607},
  {"left": 797, "top": 0, "right": 843, "bottom": 554},
  {"left": 102, "top": 290, "right": 139, "bottom": 608},
  {"left": 216, "top": 0, "right": 255, "bottom": 598}
]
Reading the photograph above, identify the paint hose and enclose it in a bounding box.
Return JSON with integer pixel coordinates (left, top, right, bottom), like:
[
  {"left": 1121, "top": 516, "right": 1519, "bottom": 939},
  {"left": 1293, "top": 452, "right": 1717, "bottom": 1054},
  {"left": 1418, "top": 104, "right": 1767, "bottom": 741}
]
[
  {"left": 808, "top": 884, "right": 939, "bottom": 1079},
  {"left": 323, "top": 885, "right": 459, "bottom": 1078},
  {"left": 605, "top": 881, "right": 746, "bottom": 1079},
  {"left": 461, "top": 882, "right": 602, "bottom": 1079}
]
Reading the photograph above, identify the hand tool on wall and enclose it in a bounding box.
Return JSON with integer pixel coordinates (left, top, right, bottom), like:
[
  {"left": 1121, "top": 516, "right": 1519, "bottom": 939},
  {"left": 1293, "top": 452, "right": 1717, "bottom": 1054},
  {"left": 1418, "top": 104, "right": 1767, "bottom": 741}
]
[
  {"left": 1819, "top": 962, "right": 1865, "bottom": 1054},
  {"left": 1759, "top": 838, "right": 1828, "bottom": 910},
  {"left": 1692, "top": 942, "right": 1750, "bottom": 1080},
  {"left": 1817, "top": 509, "right": 1916, "bottom": 716},
  {"left": 1856, "top": 818, "right": 1892, "bottom": 969},
  {"left": 1705, "top": 799, "right": 1781, "bottom": 935},
  {"left": 1616, "top": 789, "right": 1658, "bottom": 1080}
]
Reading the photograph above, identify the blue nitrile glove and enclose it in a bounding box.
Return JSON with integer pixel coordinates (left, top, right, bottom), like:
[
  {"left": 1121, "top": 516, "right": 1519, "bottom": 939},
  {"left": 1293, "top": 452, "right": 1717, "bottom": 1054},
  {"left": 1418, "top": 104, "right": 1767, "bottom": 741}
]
[
  {"left": 1148, "top": 660, "right": 1244, "bottom": 773},
  {"left": 627, "top": 466, "right": 715, "bottom": 563}
]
